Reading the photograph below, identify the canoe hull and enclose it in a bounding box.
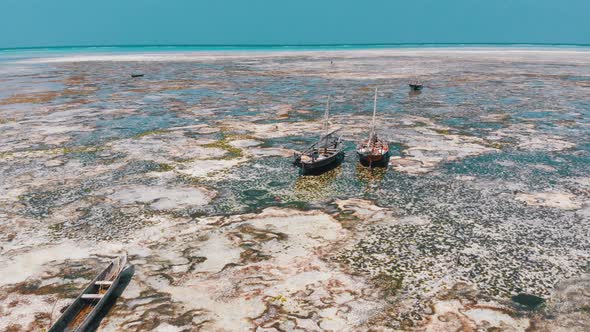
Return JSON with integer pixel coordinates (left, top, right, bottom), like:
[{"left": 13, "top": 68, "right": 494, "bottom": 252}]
[{"left": 49, "top": 256, "right": 128, "bottom": 332}]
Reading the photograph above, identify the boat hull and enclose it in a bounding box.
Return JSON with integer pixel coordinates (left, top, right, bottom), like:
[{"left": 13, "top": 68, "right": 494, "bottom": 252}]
[
  {"left": 357, "top": 151, "right": 389, "bottom": 167},
  {"left": 358, "top": 151, "right": 386, "bottom": 162},
  {"left": 296, "top": 150, "right": 344, "bottom": 175},
  {"left": 49, "top": 256, "right": 129, "bottom": 332}
]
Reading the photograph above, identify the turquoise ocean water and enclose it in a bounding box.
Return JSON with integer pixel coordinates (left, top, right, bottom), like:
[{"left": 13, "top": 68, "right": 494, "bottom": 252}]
[{"left": 1, "top": 43, "right": 590, "bottom": 57}]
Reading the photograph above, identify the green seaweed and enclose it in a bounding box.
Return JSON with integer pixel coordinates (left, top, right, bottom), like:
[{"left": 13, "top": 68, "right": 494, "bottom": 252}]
[
  {"left": 0, "top": 117, "right": 15, "bottom": 124},
  {"left": 271, "top": 294, "right": 288, "bottom": 304},
  {"left": 236, "top": 224, "right": 288, "bottom": 242},
  {"left": 133, "top": 129, "right": 169, "bottom": 138},
  {"left": 225, "top": 133, "right": 257, "bottom": 141},
  {"left": 153, "top": 163, "right": 175, "bottom": 172},
  {"left": 0, "top": 145, "right": 103, "bottom": 160},
  {"left": 203, "top": 138, "right": 243, "bottom": 159},
  {"left": 60, "top": 146, "right": 103, "bottom": 155},
  {"left": 333, "top": 210, "right": 362, "bottom": 230},
  {"left": 0, "top": 91, "right": 60, "bottom": 105},
  {"left": 372, "top": 273, "right": 404, "bottom": 299},
  {"left": 433, "top": 128, "right": 452, "bottom": 135},
  {"left": 240, "top": 248, "right": 272, "bottom": 263},
  {"left": 49, "top": 222, "right": 64, "bottom": 233},
  {"left": 177, "top": 173, "right": 203, "bottom": 184}
]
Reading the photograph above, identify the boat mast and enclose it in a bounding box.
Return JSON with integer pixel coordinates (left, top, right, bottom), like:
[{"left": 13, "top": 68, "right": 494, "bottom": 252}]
[
  {"left": 322, "top": 95, "right": 330, "bottom": 134},
  {"left": 320, "top": 62, "right": 333, "bottom": 142},
  {"left": 369, "top": 88, "right": 377, "bottom": 144},
  {"left": 324, "top": 60, "right": 334, "bottom": 135}
]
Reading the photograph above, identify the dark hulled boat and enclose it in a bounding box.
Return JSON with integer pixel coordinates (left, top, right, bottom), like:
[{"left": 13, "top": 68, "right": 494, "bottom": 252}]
[
  {"left": 357, "top": 88, "right": 389, "bottom": 166},
  {"left": 294, "top": 130, "right": 344, "bottom": 174},
  {"left": 131, "top": 73, "right": 144, "bottom": 78},
  {"left": 48, "top": 255, "right": 129, "bottom": 332},
  {"left": 294, "top": 96, "right": 344, "bottom": 174},
  {"left": 409, "top": 82, "right": 423, "bottom": 91}
]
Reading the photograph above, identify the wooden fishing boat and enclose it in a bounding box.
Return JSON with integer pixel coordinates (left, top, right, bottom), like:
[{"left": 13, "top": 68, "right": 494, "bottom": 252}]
[
  {"left": 131, "top": 73, "right": 144, "bottom": 78},
  {"left": 409, "top": 81, "right": 423, "bottom": 91},
  {"left": 357, "top": 88, "right": 389, "bottom": 166},
  {"left": 294, "top": 130, "right": 344, "bottom": 173},
  {"left": 294, "top": 96, "right": 344, "bottom": 174},
  {"left": 48, "top": 254, "right": 129, "bottom": 332}
]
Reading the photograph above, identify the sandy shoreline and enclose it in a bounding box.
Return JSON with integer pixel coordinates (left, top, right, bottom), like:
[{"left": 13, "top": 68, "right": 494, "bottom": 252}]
[{"left": 4, "top": 47, "right": 590, "bottom": 65}]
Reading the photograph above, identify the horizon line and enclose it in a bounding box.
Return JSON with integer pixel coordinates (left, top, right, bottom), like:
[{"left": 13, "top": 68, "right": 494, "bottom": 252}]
[{"left": 2, "top": 42, "right": 590, "bottom": 52}]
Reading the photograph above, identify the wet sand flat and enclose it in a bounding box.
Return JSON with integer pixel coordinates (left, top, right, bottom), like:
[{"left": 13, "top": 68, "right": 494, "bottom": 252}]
[{"left": 0, "top": 48, "right": 589, "bottom": 331}]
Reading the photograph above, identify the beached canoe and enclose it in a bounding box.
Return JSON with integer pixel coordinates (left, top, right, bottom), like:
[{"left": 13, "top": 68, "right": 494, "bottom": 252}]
[{"left": 48, "top": 254, "right": 129, "bottom": 332}]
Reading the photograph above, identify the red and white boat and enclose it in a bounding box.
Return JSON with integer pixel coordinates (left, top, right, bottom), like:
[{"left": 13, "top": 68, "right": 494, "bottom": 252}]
[{"left": 357, "top": 88, "right": 389, "bottom": 166}]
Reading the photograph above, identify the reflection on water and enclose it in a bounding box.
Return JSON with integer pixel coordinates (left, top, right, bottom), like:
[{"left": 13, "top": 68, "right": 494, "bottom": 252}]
[
  {"left": 294, "top": 165, "right": 342, "bottom": 200},
  {"left": 356, "top": 164, "right": 388, "bottom": 191},
  {"left": 408, "top": 89, "right": 422, "bottom": 98}
]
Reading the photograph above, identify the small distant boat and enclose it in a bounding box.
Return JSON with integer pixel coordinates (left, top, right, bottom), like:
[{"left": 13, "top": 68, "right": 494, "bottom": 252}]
[
  {"left": 357, "top": 88, "right": 389, "bottom": 166},
  {"left": 409, "top": 81, "right": 423, "bottom": 91},
  {"left": 131, "top": 73, "right": 144, "bottom": 78},
  {"left": 48, "top": 254, "right": 129, "bottom": 332},
  {"left": 294, "top": 96, "right": 344, "bottom": 174}
]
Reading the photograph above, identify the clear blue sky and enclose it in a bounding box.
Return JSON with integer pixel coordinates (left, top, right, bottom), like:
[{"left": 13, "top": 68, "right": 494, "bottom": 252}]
[{"left": 1, "top": 0, "right": 589, "bottom": 48}]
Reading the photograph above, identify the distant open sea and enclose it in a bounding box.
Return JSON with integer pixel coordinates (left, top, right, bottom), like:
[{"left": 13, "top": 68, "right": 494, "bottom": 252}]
[{"left": 1, "top": 43, "right": 590, "bottom": 56}]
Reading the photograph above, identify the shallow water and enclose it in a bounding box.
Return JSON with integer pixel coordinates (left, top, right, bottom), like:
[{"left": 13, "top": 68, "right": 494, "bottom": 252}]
[{"left": 0, "top": 48, "right": 589, "bottom": 331}]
